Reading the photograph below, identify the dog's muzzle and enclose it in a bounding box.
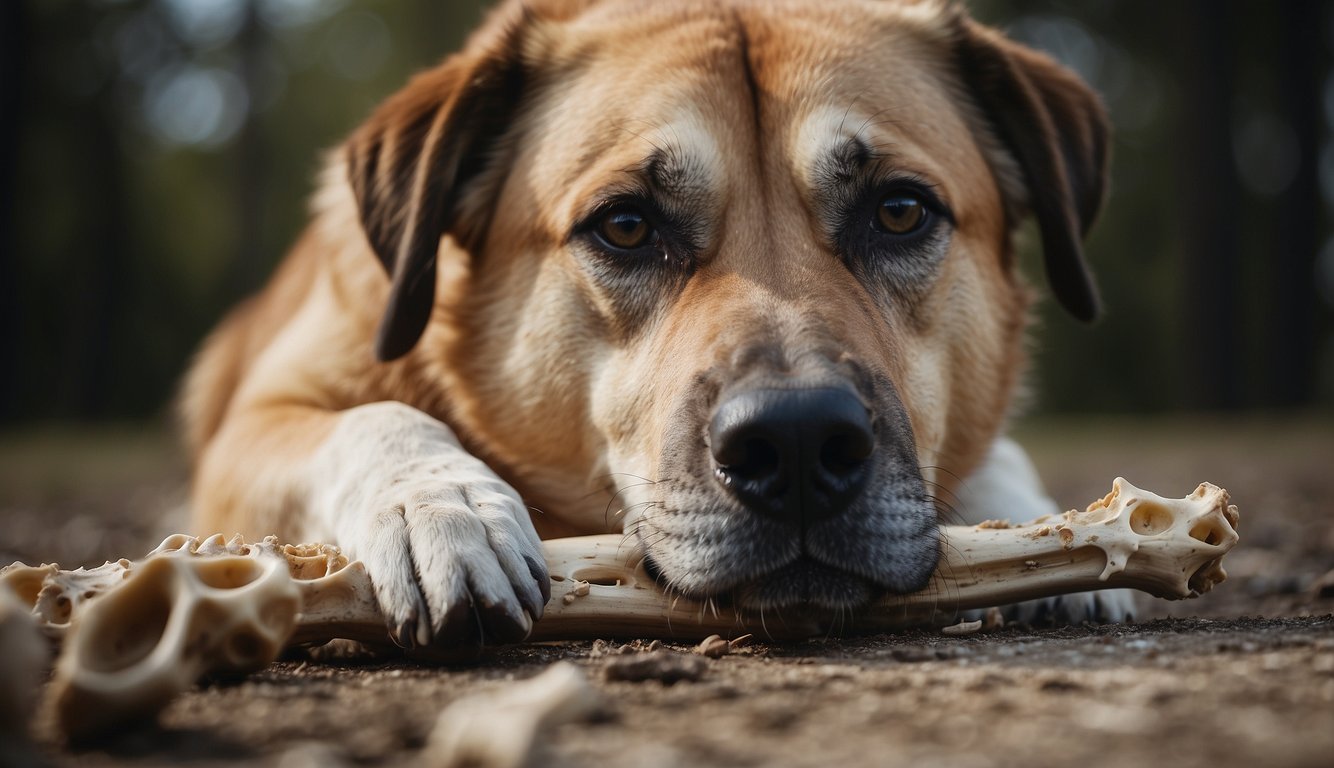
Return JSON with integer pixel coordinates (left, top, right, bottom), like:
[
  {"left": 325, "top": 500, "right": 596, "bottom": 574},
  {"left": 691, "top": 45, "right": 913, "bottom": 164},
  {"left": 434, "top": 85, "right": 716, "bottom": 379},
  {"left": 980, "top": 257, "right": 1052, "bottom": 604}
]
[
  {"left": 709, "top": 387, "right": 873, "bottom": 527},
  {"left": 639, "top": 365, "right": 940, "bottom": 615}
]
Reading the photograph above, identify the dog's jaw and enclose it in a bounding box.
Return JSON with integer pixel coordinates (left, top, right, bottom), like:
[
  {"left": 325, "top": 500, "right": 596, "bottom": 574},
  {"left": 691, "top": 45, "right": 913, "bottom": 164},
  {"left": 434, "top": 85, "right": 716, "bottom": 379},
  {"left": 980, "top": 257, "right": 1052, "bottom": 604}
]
[{"left": 630, "top": 483, "right": 939, "bottom": 614}]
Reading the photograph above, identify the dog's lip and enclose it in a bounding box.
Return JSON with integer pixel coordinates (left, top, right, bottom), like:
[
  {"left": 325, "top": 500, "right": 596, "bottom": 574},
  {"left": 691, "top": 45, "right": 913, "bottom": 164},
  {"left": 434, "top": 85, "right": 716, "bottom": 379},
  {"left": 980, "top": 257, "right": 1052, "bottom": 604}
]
[
  {"left": 732, "top": 557, "right": 877, "bottom": 612},
  {"left": 641, "top": 548, "right": 881, "bottom": 612}
]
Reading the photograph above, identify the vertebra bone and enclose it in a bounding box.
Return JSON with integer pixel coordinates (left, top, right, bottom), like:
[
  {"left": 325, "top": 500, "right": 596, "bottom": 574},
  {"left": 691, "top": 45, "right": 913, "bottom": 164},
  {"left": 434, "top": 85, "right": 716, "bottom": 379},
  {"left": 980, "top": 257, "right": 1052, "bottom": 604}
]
[{"left": 47, "top": 553, "right": 300, "bottom": 741}]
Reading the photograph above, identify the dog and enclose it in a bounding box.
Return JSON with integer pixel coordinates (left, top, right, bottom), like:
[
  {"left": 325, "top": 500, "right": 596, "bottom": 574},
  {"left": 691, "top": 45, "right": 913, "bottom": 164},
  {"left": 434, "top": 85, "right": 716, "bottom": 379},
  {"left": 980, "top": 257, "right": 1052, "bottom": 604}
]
[{"left": 181, "top": 0, "right": 1135, "bottom": 648}]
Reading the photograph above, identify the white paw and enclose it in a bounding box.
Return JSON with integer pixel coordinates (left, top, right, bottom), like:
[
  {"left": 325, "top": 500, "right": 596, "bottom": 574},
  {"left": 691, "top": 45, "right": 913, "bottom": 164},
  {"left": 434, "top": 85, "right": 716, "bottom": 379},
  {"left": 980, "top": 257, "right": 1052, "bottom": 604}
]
[
  {"left": 311, "top": 402, "right": 550, "bottom": 648},
  {"left": 354, "top": 476, "right": 549, "bottom": 648}
]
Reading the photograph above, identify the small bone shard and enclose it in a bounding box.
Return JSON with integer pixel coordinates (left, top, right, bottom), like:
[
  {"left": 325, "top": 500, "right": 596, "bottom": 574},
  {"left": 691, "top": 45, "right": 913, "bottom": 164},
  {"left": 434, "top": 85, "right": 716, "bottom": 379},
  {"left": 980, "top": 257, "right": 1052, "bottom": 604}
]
[
  {"left": 941, "top": 619, "right": 983, "bottom": 636},
  {"left": 695, "top": 634, "right": 731, "bottom": 658},
  {"left": 425, "top": 662, "right": 602, "bottom": 768}
]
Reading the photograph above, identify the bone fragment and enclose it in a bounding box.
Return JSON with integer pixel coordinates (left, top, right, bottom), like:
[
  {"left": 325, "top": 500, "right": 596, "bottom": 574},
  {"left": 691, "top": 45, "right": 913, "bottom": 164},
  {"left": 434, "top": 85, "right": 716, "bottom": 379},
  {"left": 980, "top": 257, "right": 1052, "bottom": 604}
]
[
  {"left": 941, "top": 619, "right": 984, "bottom": 636},
  {"left": 425, "top": 662, "right": 602, "bottom": 768},
  {"left": 47, "top": 553, "right": 300, "bottom": 742},
  {"left": 695, "top": 634, "right": 731, "bottom": 658},
  {"left": 1, "top": 559, "right": 132, "bottom": 641}
]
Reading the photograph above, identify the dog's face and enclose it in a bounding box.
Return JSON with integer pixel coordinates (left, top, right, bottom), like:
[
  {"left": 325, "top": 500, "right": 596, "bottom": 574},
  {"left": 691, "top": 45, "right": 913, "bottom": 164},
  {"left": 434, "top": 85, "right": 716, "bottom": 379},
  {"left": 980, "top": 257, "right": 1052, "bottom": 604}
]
[{"left": 345, "top": 0, "right": 1107, "bottom": 613}]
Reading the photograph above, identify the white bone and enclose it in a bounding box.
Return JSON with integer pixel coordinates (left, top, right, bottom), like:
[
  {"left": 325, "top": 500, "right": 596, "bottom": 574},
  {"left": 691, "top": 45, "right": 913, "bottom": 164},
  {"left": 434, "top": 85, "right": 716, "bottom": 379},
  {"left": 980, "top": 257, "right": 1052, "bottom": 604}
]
[
  {"left": 11, "top": 478, "right": 1237, "bottom": 741},
  {"left": 425, "top": 662, "right": 602, "bottom": 768},
  {"left": 1, "top": 559, "right": 132, "bottom": 641},
  {"left": 529, "top": 478, "right": 1240, "bottom": 638},
  {"left": 47, "top": 553, "right": 300, "bottom": 742},
  {"left": 11, "top": 478, "right": 1238, "bottom": 650}
]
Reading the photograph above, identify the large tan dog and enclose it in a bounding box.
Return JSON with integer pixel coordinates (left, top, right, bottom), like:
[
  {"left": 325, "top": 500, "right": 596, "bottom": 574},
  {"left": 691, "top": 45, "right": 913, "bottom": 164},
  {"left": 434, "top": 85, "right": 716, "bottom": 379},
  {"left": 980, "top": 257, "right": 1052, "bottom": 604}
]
[{"left": 182, "top": 0, "right": 1130, "bottom": 648}]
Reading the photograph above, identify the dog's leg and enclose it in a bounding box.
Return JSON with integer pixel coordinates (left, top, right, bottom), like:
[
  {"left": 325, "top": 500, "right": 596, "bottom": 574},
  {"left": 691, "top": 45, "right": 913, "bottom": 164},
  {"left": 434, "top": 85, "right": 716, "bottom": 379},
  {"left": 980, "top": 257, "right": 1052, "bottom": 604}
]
[
  {"left": 193, "top": 402, "right": 549, "bottom": 649},
  {"left": 953, "top": 436, "right": 1139, "bottom": 624}
]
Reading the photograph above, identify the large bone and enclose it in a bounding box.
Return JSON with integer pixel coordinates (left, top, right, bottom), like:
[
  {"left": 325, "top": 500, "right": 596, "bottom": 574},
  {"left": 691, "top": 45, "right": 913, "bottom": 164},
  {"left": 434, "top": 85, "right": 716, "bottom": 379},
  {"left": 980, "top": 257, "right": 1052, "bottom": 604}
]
[
  {"left": 539, "top": 477, "right": 1239, "bottom": 637},
  {"left": 5, "top": 478, "right": 1236, "bottom": 741},
  {"left": 291, "top": 477, "right": 1237, "bottom": 641},
  {"left": 7, "top": 478, "right": 1238, "bottom": 648}
]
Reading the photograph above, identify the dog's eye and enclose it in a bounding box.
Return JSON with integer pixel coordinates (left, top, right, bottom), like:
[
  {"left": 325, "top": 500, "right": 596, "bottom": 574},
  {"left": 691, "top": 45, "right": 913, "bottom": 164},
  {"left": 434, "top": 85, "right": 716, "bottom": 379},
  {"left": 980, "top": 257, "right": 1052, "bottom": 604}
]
[
  {"left": 596, "top": 206, "right": 654, "bottom": 250},
  {"left": 875, "top": 192, "right": 927, "bottom": 235}
]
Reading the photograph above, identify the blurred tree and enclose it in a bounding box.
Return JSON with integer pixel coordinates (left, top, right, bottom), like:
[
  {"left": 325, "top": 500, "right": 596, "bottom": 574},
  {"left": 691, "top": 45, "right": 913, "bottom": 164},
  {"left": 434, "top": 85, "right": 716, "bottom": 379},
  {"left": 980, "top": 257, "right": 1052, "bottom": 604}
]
[
  {"left": 1272, "top": 0, "right": 1322, "bottom": 407},
  {"left": 0, "top": 0, "right": 21, "bottom": 421},
  {"left": 1177, "top": 0, "right": 1243, "bottom": 410},
  {"left": 3, "top": 0, "right": 1331, "bottom": 424}
]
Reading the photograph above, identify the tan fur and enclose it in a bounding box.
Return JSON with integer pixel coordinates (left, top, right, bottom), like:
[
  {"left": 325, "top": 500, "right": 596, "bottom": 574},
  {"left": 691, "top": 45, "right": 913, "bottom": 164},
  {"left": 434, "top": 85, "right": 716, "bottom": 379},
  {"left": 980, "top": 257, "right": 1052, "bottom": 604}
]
[{"left": 180, "top": 0, "right": 1108, "bottom": 630}]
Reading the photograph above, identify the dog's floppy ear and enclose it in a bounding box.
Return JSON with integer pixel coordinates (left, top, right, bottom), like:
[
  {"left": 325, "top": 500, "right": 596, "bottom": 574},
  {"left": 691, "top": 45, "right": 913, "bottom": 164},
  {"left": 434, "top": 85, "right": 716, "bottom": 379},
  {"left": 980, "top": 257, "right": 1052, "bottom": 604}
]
[
  {"left": 346, "top": 10, "right": 528, "bottom": 361},
  {"left": 953, "top": 17, "right": 1110, "bottom": 322}
]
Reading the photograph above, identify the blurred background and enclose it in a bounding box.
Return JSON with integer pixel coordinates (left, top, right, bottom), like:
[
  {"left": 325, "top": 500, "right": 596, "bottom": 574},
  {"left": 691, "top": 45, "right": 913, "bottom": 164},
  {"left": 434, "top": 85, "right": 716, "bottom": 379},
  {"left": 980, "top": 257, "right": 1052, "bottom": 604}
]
[
  {"left": 1, "top": 1, "right": 1332, "bottom": 574},
  {"left": 3, "top": 0, "right": 1333, "bottom": 420}
]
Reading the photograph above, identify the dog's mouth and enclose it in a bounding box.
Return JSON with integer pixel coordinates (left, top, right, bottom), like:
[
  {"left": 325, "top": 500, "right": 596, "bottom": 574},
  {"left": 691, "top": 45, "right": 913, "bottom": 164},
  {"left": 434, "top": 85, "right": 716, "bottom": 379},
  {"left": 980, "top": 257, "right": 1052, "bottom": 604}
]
[
  {"left": 641, "top": 548, "right": 881, "bottom": 615},
  {"left": 731, "top": 558, "right": 877, "bottom": 612}
]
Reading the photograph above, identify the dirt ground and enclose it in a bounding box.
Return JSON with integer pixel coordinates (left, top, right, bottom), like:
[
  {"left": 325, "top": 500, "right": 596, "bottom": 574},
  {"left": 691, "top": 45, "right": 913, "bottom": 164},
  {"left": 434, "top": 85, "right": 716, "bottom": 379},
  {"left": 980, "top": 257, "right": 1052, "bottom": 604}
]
[{"left": 2, "top": 415, "right": 1332, "bottom": 767}]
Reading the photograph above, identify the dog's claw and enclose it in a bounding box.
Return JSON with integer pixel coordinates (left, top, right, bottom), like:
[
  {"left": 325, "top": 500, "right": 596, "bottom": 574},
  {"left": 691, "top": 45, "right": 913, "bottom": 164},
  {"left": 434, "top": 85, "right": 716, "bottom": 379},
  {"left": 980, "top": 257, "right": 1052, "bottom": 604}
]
[
  {"left": 478, "top": 600, "right": 532, "bottom": 644},
  {"left": 390, "top": 616, "right": 418, "bottom": 649},
  {"left": 432, "top": 599, "right": 479, "bottom": 645},
  {"left": 526, "top": 554, "right": 552, "bottom": 605}
]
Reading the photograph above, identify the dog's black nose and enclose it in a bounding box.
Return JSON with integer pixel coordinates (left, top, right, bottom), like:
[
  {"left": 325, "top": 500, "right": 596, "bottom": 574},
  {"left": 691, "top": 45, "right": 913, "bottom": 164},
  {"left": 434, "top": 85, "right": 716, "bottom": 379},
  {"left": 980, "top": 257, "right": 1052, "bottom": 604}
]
[{"left": 709, "top": 387, "right": 873, "bottom": 526}]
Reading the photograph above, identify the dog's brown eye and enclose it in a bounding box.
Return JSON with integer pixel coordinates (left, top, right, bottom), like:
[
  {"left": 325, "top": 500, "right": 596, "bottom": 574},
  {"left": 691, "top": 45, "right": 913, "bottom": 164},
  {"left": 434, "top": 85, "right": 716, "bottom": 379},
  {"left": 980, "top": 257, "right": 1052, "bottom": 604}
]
[
  {"left": 597, "top": 207, "right": 652, "bottom": 250},
  {"left": 876, "top": 193, "right": 926, "bottom": 234}
]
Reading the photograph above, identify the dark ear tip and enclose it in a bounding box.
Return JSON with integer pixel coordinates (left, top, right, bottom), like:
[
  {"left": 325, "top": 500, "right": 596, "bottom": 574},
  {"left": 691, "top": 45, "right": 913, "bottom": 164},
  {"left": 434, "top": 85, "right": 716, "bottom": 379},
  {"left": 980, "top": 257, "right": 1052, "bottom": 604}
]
[
  {"left": 374, "top": 332, "right": 413, "bottom": 363},
  {"left": 374, "top": 310, "right": 430, "bottom": 362}
]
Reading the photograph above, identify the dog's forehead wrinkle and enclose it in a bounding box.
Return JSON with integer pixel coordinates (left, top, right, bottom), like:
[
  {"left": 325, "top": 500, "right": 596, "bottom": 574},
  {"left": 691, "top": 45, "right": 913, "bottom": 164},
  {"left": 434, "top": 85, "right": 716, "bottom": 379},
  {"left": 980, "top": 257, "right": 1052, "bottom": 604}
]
[{"left": 565, "top": 113, "right": 724, "bottom": 224}]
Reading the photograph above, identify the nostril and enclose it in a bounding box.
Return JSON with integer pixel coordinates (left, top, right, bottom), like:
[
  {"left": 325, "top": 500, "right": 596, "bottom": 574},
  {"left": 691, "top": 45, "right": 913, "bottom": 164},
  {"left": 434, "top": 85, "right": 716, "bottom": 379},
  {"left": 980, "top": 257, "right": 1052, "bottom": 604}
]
[
  {"left": 819, "top": 430, "right": 871, "bottom": 475},
  {"left": 724, "top": 438, "right": 781, "bottom": 482},
  {"left": 709, "top": 386, "right": 874, "bottom": 524}
]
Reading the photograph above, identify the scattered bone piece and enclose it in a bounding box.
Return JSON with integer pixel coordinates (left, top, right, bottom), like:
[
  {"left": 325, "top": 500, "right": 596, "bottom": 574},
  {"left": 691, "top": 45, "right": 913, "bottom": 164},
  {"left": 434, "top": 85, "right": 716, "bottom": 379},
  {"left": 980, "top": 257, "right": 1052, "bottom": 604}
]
[
  {"left": 982, "top": 607, "right": 1005, "bottom": 631},
  {"left": 425, "top": 662, "right": 601, "bottom": 768},
  {"left": 695, "top": 634, "right": 731, "bottom": 658},
  {"left": 941, "top": 619, "right": 983, "bottom": 637},
  {"left": 0, "top": 585, "right": 49, "bottom": 755},
  {"left": 48, "top": 553, "right": 300, "bottom": 742}
]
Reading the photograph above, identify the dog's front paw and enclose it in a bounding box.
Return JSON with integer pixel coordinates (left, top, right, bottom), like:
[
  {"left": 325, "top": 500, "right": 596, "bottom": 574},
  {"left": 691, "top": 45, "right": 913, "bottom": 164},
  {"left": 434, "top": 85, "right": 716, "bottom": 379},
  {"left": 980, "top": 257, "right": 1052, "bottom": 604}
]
[
  {"left": 991, "top": 588, "right": 1139, "bottom": 626},
  {"left": 310, "top": 402, "right": 551, "bottom": 648},
  {"left": 350, "top": 474, "right": 550, "bottom": 649}
]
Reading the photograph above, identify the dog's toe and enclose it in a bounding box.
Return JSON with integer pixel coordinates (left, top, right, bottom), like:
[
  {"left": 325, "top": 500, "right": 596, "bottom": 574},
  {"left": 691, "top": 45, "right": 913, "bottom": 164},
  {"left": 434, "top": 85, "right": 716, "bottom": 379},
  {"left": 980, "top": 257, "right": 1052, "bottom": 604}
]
[
  {"left": 400, "top": 487, "right": 547, "bottom": 646},
  {"left": 358, "top": 508, "right": 433, "bottom": 648}
]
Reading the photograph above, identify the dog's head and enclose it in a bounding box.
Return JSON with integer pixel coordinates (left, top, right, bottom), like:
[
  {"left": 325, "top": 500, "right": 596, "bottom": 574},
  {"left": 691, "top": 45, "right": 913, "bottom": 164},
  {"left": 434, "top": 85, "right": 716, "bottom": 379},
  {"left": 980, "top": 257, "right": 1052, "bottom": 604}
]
[{"left": 343, "top": 0, "right": 1108, "bottom": 613}]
